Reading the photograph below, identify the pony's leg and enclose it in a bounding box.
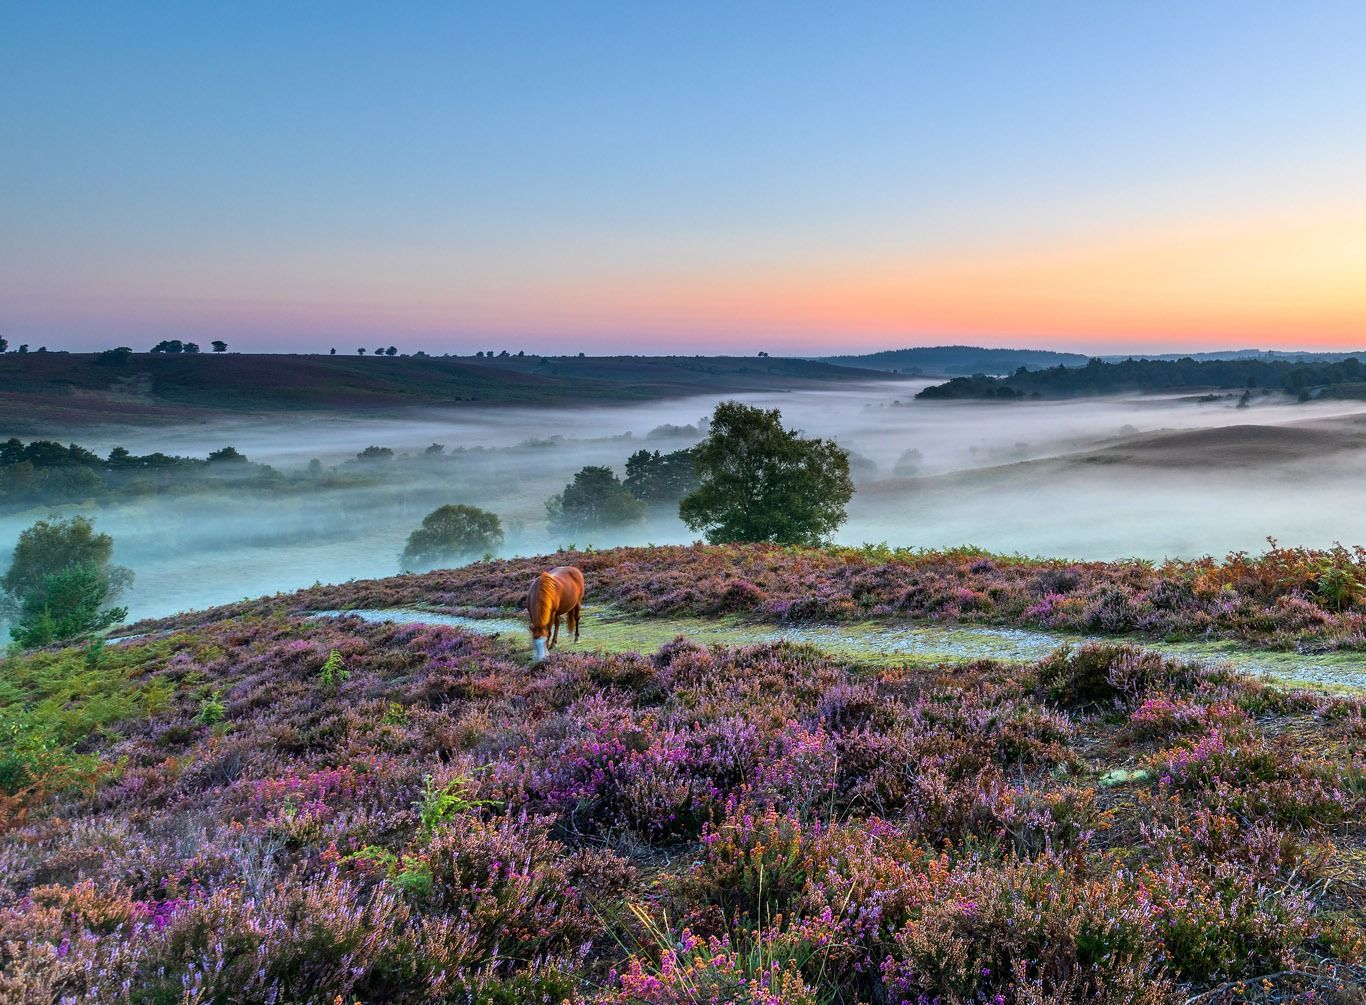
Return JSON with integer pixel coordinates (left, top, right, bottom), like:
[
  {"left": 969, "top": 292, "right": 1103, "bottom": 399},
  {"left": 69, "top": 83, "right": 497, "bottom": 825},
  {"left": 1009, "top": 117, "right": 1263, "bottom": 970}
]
[
  {"left": 572, "top": 604, "right": 581, "bottom": 641},
  {"left": 551, "top": 615, "right": 560, "bottom": 649}
]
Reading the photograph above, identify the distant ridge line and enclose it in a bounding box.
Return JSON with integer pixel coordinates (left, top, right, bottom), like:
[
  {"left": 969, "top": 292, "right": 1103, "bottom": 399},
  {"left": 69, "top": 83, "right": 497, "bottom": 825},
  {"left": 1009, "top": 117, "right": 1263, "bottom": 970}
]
[{"left": 816, "top": 344, "right": 1366, "bottom": 376}]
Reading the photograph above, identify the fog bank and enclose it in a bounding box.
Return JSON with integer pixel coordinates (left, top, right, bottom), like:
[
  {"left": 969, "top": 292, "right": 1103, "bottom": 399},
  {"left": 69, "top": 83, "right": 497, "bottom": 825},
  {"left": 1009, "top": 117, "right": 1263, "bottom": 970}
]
[{"left": 4, "top": 380, "right": 1364, "bottom": 623}]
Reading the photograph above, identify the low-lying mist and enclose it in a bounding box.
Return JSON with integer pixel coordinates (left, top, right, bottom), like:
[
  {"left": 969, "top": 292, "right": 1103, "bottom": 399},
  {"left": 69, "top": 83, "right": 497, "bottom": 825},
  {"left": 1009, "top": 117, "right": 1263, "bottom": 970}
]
[{"left": 4, "top": 379, "right": 1364, "bottom": 623}]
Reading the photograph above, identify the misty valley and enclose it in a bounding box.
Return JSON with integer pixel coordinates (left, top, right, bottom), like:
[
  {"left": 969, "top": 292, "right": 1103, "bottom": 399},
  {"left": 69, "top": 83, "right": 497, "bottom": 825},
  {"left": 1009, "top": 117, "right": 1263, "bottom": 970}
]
[
  {"left": 14, "top": 9, "right": 1366, "bottom": 1000},
  {"left": 3, "top": 378, "right": 1365, "bottom": 625}
]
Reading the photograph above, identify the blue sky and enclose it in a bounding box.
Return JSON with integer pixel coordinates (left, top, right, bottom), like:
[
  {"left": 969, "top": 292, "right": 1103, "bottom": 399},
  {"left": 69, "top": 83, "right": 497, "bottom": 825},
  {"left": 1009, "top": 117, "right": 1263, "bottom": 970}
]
[{"left": 4, "top": 2, "right": 1366, "bottom": 354}]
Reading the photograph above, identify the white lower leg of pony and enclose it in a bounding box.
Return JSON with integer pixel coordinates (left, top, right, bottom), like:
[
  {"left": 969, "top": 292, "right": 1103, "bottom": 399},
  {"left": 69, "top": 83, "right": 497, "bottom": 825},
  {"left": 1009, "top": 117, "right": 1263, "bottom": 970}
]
[{"left": 532, "top": 637, "right": 548, "bottom": 662}]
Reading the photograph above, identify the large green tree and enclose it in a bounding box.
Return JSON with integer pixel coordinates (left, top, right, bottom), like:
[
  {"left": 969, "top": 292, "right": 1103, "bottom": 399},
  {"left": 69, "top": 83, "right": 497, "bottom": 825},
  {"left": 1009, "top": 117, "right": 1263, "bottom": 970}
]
[
  {"left": 546, "top": 466, "right": 645, "bottom": 535},
  {"left": 400, "top": 505, "right": 504, "bottom": 570},
  {"left": 679, "top": 401, "right": 854, "bottom": 545}
]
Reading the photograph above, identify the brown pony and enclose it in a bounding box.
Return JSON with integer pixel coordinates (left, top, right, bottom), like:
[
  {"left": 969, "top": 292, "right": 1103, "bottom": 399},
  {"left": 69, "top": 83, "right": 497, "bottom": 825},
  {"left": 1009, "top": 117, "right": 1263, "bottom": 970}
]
[{"left": 526, "top": 566, "right": 584, "bottom": 662}]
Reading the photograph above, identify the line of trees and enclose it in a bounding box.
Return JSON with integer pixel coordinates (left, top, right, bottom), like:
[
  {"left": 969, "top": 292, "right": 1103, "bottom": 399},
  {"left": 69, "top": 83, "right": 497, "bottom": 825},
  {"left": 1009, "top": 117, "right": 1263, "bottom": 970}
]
[
  {"left": 917, "top": 356, "right": 1366, "bottom": 400},
  {"left": 0, "top": 438, "right": 270, "bottom": 508},
  {"left": 394, "top": 400, "right": 858, "bottom": 577},
  {"left": 148, "top": 340, "right": 230, "bottom": 353},
  {"left": 543, "top": 401, "right": 855, "bottom": 545}
]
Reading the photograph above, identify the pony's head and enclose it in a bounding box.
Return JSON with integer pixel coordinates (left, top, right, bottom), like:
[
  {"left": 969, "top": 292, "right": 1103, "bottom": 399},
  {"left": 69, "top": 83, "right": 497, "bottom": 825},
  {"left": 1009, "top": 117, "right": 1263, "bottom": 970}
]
[{"left": 531, "top": 635, "right": 548, "bottom": 662}]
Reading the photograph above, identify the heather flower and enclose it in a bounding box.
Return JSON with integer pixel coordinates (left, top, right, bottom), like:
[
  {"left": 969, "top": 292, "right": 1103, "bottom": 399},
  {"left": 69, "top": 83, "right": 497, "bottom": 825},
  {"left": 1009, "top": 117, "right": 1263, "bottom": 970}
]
[{"left": 4, "top": 548, "right": 1362, "bottom": 1005}]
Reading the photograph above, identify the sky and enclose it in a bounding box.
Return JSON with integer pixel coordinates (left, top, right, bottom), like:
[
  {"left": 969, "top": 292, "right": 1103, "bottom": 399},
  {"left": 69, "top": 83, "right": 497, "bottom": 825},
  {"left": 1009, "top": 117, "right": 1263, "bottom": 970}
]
[{"left": 3, "top": 1, "right": 1366, "bottom": 356}]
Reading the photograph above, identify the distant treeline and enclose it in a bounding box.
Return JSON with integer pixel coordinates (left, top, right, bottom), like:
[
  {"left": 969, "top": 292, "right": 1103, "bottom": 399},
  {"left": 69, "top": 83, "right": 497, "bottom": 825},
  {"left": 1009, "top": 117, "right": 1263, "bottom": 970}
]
[
  {"left": 915, "top": 356, "right": 1366, "bottom": 400},
  {"left": 0, "top": 431, "right": 708, "bottom": 515},
  {"left": 0, "top": 438, "right": 284, "bottom": 507}
]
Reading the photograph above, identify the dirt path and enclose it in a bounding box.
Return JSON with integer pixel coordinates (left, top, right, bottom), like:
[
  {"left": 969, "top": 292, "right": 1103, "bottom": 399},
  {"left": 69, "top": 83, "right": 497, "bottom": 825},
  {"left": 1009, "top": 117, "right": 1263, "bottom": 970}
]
[{"left": 313, "top": 604, "right": 1366, "bottom": 692}]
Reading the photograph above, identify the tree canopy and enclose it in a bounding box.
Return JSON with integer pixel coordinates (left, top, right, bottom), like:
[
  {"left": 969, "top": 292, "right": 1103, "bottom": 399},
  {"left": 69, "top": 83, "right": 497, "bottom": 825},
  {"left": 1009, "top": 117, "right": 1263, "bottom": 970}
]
[
  {"left": 95, "top": 346, "right": 133, "bottom": 365},
  {"left": 2, "top": 516, "right": 131, "bottom": 602},
  {"left": 10, "top": 565, "right": 128, "bottom": 648},
  {"left": 546, "top": 466, "right": 645, "bottom": 535},
  {"left": 679, "top": 401, "right": 853, "bottom": 545},
  {"left": 623, "top": 447, "right": 699, "bottom": 507}
]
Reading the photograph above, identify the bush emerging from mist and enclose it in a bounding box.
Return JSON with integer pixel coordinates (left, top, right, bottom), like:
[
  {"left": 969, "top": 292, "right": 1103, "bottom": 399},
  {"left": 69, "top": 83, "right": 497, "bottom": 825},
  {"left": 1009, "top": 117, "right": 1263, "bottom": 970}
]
[
  {"left": 680, "top": 401, "right": 854, "bottom": 546},
  {"left": 10, "top": 565, "right": 128, "bottom": 648},
  {"left": 399, "top": 504, "right": 504, "bottom": 571},
  {"left": 2, "top": 516, "right": 132, "bottom": 647},
  {"left": 892, "top": 447, "right": 925, "bottom": 477}
]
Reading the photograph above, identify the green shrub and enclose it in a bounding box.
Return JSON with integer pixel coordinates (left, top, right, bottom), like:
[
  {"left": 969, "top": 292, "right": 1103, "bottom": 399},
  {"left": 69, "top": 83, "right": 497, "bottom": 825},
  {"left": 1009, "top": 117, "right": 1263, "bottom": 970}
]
[
  {"left": 318, "top": 649, "right": 349, "bottom": 688},
  {"left": 416, "top": 774, "right": 496, "bottom": 836},
  {"left": 195, "top": 689, "right": 227, "bottom": 726},
  {"left": 11, "top": 565, "right": 128, "bottom": 648},
  {"left": 1317, "top": 562, "right": 1362, "bottom": 610}
]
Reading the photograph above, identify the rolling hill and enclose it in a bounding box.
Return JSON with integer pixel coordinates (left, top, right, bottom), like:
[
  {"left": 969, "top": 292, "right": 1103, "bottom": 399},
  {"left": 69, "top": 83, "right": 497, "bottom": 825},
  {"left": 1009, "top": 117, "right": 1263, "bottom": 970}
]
[
  {"left": 3, "top": 543, "right": 1365, "bottom": 1002},
  {"left": 817, "top": 345, "right": 1089, "bottom": 374},
  {"left": 0, "top": 351, "right": 894, "bottom": 431}
]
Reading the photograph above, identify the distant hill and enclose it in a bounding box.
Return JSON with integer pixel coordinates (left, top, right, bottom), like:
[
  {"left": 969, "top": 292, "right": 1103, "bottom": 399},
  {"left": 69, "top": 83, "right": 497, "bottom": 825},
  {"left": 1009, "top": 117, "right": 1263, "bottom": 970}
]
[
  {"left": 817, "top": 345, "right": 1089, "bottom": 375},
  {"left": 820, "top": 345, "right": 1366, "bottom": 376},
  {"left": 1099, "top": 348, "right": 1366, "bottom": 364},
  {"left": 916, "top": 355, "right": 1366, "bottom": 400},
  {"left": 0, "top": 351, "right": 893, "bottom": 431}
]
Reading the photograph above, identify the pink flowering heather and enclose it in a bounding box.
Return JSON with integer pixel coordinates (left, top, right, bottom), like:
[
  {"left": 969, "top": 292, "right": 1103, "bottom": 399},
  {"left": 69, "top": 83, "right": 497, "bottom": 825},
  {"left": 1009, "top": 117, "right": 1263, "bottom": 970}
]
[
  {"left": 3, "top": 564, "right": 1365, "bottom": 1003},
  {"left": 126, "top": 541, "right": 1366, "bottom": 651}
]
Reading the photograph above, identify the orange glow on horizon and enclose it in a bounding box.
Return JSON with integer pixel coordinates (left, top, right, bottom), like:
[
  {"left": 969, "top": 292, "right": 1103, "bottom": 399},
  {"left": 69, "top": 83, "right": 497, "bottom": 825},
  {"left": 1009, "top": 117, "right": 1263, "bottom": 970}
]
[
  {"left": 15, "top": 200, "right": 1366, "bottom": 354},
  {"left": 521, "top": 202, "right": 1366, "bottom": 350}
]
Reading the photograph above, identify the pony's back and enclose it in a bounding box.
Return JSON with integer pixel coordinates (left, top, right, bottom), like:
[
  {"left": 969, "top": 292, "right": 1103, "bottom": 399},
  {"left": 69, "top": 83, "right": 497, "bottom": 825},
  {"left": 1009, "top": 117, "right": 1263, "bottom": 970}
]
[
  {"left": 547, "top": 565, "right": 584, "bottom": 602},
  {"left": 527, "top": 566, "right": 585, "bottom": 662}
]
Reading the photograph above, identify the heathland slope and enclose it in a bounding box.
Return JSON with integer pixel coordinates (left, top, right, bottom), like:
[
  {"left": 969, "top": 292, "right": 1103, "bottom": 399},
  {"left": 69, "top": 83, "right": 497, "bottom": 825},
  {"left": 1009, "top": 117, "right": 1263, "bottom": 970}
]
[
  {"left": 0, "top": 352, "right": 890, "bottom": 431},
  {"left": 131, "top": 542, "right": 1366, "bottom": 652},
  {"left": 3, "top": 545, "right": 1366, "bottom": 1003}
]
